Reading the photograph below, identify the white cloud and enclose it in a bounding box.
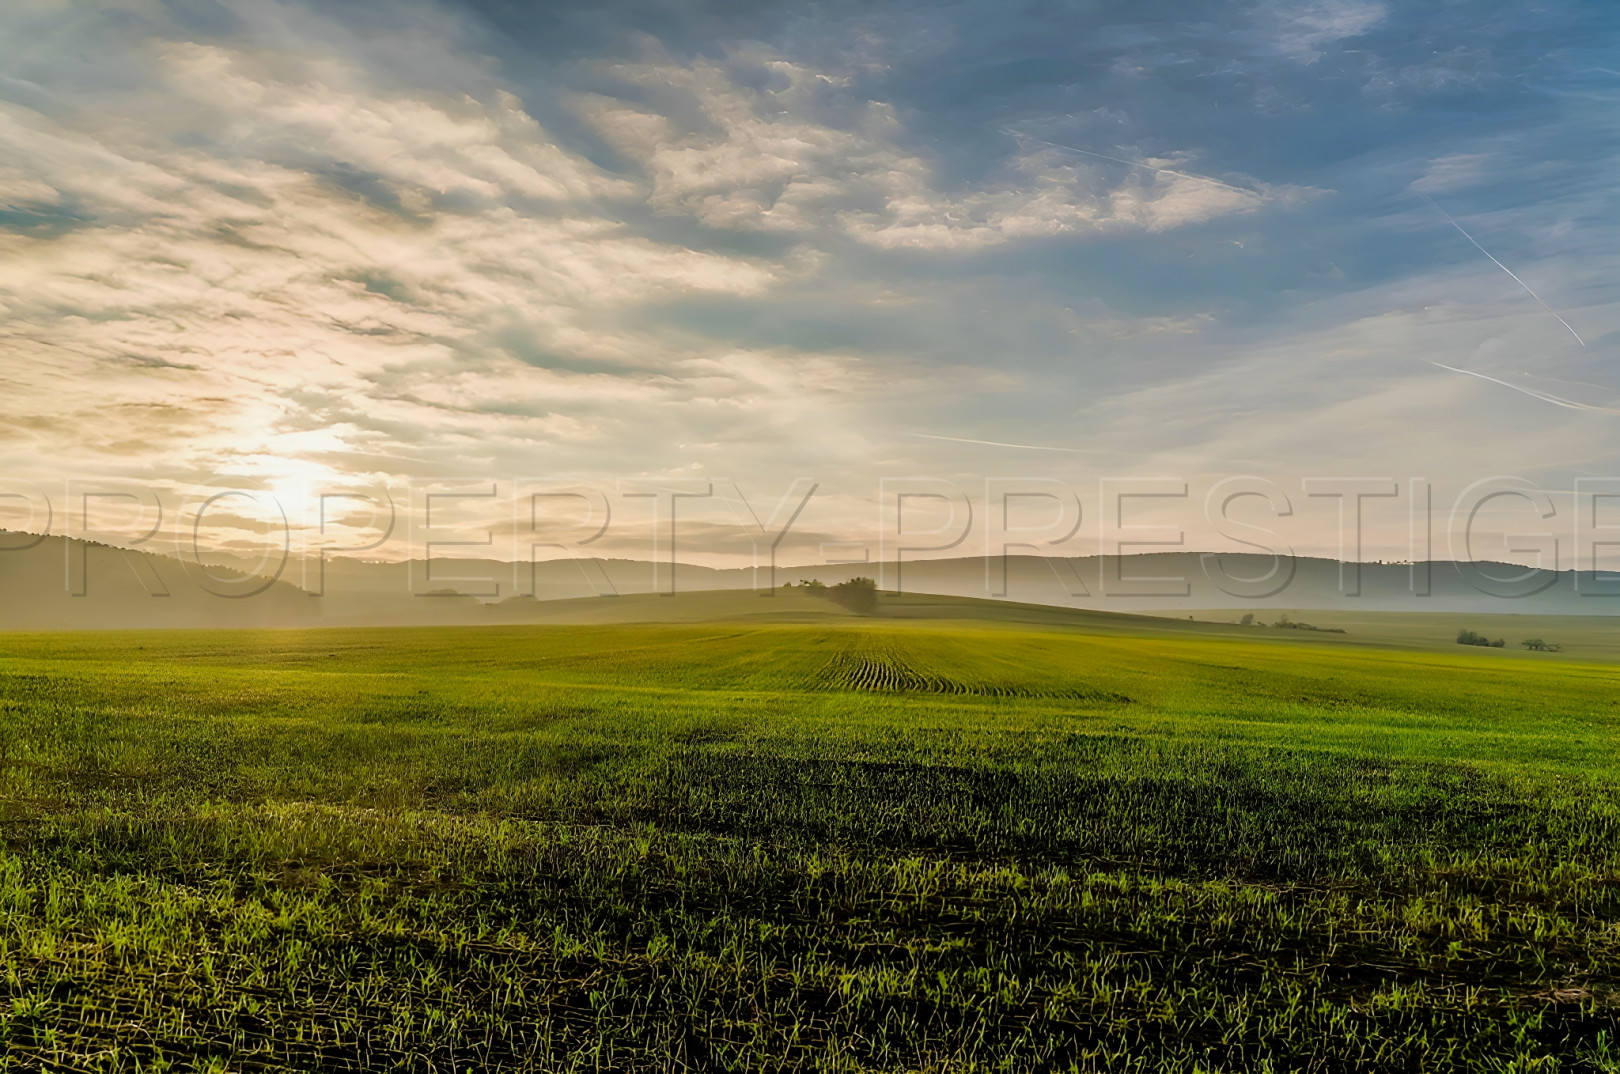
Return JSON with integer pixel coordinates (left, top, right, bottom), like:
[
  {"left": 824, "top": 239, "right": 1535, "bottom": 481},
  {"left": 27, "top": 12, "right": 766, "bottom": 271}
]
[
  {"left": 1267, "top": 1, "right": 1387, "bottom": 63},
  {"left": 159, "top": 43, "right": 637, "bottom": 205},
  {"left": 1412, "top": 153, "right": 1494, "bottom": 194},
  {"left": 0, "top": 4, "right": 1299, "bottom": 526},
  {"left": 0, "top": 12, "right": 884, "bottom": 494},
  {"left": 577, "top": 48, "right": 1276, "bottom": 251}
]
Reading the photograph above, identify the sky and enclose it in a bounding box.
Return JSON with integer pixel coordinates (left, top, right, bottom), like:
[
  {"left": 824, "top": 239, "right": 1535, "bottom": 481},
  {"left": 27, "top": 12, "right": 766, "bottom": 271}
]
[{"left": 0, "top": 0, "right": 1616, "bottom": 569}]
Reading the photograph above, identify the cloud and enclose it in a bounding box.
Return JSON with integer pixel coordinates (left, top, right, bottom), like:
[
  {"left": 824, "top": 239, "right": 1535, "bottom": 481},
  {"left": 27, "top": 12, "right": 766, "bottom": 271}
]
[
  {"left": 0, "top": 7, "right": 868, "bottom": 494},
  {"left": 576, "top": 46, "right": 1277, "bottom": 250},
  {"left": 1412, "top": 153, "right": 1494, "bottom": 194},
  {"left": 1266, "top": 0, "right": 1387, "bottom": 64},
  {"left": 158, "top": 42, "right": 637, "bottom": 206},
  {"left": 0, "top": 0, "right": 1615, "bottom": 566},
  {"left": 0, "top": 1, "right": 1304, "bottom": 528}
]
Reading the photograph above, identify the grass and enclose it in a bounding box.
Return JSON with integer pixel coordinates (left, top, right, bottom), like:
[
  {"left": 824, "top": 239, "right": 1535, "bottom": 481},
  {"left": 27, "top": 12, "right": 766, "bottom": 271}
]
[
  {"left": 2, "top": 600, "right": 1620, "bottom": 1071},
  {"left": 1185, "top": 607, "right": 1620, "bottom": 662}
]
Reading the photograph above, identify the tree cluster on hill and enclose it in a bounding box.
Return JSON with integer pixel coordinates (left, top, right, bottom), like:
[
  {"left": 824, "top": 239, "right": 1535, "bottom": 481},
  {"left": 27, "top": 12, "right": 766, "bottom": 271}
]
[
  {"left": 830, "top": 577, "right": 878, "bottom": 614},
  {"left": 1520, "top": 639, "right": 1563, "bottom": 652},
  {"left": 1456, "top": 629, "right": 1505, "bottom": 648},
  {"left": 787, "top": 577, "right": 878, "bottom": 614}
]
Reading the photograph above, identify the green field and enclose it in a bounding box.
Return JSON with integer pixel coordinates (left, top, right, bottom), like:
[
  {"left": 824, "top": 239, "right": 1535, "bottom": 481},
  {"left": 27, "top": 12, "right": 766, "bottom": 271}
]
[{"left": 3, "top": 594, "right": 1620, "bottom": 1071}]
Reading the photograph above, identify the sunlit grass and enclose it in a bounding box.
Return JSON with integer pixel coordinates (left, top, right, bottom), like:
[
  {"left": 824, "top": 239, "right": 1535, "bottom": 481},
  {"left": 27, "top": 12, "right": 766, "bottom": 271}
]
[{"left": 2, "top": 621, "right": 1619, "bottom": 1070}]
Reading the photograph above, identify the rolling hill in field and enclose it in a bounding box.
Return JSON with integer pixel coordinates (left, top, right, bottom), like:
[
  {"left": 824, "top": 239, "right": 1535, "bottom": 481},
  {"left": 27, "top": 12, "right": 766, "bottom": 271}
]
[
  {"left": 0, "top": 533, "right": 319, "bottom": 631},
  {"left": 5, "top": 616, "right": 1620, "bottom": 1068}
]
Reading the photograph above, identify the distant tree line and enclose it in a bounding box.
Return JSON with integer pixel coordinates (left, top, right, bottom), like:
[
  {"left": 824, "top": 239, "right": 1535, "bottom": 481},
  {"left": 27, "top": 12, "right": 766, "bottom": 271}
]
[{"left": 1269, "top": 614, "right": 1346, "bottom": 634}]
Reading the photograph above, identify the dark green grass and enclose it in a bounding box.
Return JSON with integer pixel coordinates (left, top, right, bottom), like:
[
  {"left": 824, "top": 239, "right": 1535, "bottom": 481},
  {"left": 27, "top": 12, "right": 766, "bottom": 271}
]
[{"left": 2, "top": 620, "right": 1620, "bottom": 1071}]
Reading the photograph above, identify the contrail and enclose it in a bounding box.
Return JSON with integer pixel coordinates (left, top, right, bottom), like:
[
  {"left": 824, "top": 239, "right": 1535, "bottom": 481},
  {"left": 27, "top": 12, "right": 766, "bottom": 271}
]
[
  {"left": 1420, "top": 193, "right": 1585, "bottom": 347},
  {"left": 1430, "top": 362, "right": 1620, "bottom": 414},
  {"left": 1002, "top": 130, "right": 1255, "bottom": 196},
  {"left": 911, "top": 432, "right": 1099, "bottom": 453}
]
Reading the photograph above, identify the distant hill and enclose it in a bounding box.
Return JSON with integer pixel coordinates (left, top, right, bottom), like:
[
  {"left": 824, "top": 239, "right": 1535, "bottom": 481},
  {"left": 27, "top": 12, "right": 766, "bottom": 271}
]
[
  {"left": 321, "top": 551, "right": 1619, "bottom": 618},
  {"left": 0, "top": 534, "right": 318, "bottom": 630},
  {"left": 1, "top": 532, "right": 1616, "bottom": 630}
]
